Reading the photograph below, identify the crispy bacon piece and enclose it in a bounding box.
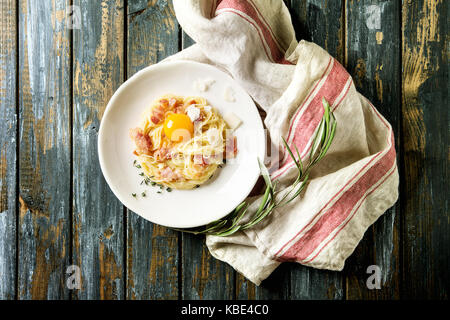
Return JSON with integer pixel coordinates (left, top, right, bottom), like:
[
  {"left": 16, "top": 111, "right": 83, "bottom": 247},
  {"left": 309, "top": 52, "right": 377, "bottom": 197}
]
[
  {"left": 154, "top": 147, "right": 172, "bottom": 161},
  {"left": 151, "top": 116, "right": 161, "bottom": 124},
  {"left": 194, "top": 114, "right": 204, "bottom": 122},
  {"left": 175, "top": 106, "right": 185, "bottom": 114},
  {"left": 168, "top": 98, "right": 178, "bottom": 108},
  {"left": 183, "top": 99, "right": 196, "bottom": 107},
  {"left": 174, "top": 99, "right": 196, "bottom": 114},
  {"left": 224, "top": 136, "right": 237, "bottom": 159},
  {"left": 172, "top": 106, "right": 184, "bottom": 114},
  {"left": 160, "top": 166, "right": 183, "bottom": 182},
  {"left": 193, "top": 153, "right": 222, "bottom": 166},
  {"left": 159, "top": 99, "right": 169, "bottom": 107},
  {"left": 171, "top": 99, "right": 187, "bottom": 114},
  {"left": 193, "top": 154, "right": 207, "bottom": 166},
  {"left": 130, "top": 128, "right": 152, "bottom": 155},
  {"left": 151, "top": 103, "right": 167, "bottom": 124}
]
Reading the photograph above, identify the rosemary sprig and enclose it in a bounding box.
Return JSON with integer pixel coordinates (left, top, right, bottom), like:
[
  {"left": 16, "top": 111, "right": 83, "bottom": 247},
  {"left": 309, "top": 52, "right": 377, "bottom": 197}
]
[{"left": 171, "top": 98, "right": 336, "bottom": 236}]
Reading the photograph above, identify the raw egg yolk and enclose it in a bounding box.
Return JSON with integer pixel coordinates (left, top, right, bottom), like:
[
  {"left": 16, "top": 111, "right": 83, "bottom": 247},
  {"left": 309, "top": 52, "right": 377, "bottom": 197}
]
[{"left": 163, "top": 113, "right": 194, "bottom": 143}]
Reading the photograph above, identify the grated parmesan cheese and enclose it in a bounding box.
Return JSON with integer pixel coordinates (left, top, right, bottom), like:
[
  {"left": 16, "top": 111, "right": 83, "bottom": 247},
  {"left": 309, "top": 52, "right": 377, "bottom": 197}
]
[
  {"left": 194, "top": 78, "right": 216, "bottom": 92},
  {"left": 224, "top": 86, "right": 236, "bottom": 102},
  {"left": 223, "top": 112, "right": 242, "bottom": 130},
  {"left": 186, "top": 105, "right": 201, "bottom": 122}
]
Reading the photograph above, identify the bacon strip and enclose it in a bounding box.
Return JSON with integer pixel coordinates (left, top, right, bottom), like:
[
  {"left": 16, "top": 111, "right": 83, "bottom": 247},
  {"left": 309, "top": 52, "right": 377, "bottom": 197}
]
[
  {"left": 154, "top": 147, "right": 172, "bottom": 161},
  {"left": 174, "top": 106, "right": 185, "bottom": 114},
  {"left": 129, "top": 128, "right": 152, "bottom": 155},
  {"left": 193, "top": 154, "right": 207, "bottom": 166},
  {"left": 159, "top": 99, "right": 169, "bottom": 107},
  {"left": 151, "top": 103, "right": 166, "bottom": 124},
  {"left": 169, "top": 98, "right": 178, "bottom": 108},
  {"left": 160, "top": 166, "right": 183, "bottom": 182},
  {"left": 194, "top": 154, "right": 222, "bottom": 166},
  {"left": 224, "top": 136, "right": 237, "bottom": 159}
]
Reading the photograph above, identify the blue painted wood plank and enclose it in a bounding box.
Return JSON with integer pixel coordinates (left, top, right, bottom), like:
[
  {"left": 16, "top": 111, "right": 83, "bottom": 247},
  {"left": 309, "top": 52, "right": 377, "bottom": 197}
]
[
  {"left": 0, "top": 0, "right": 17, "bottom": 300},
  {"left": 344, "top": 0, "right": 401, "bottom": 299},
  {"left": 72, "top": 0, "right": 125, "bottom": 299},
  {"left": 18, "top": 0, "right": 71, "bottom": 299},
  {"left": 401, "top": 0, "right": 449, "bottom": 299}
]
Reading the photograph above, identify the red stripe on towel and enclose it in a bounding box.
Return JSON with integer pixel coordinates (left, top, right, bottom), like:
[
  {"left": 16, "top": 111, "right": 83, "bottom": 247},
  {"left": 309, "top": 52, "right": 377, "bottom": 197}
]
[
  {"left": 273, "top": 149, "right": 383, "bottom": 258},
  {"left": 276, "top": 100, "right": 396, "bottom": 263},
  {"left": 302, "top": 164, "right": 397, "bottom": 264},
  {"left": 278, "top": 135, "right": 396, "bottom": 262},
  {"left": 272, "top": 59, "right": 350, "bottom": 179},
  {"left": 216, "top": 0, "right": 291, "bottom": 64}
]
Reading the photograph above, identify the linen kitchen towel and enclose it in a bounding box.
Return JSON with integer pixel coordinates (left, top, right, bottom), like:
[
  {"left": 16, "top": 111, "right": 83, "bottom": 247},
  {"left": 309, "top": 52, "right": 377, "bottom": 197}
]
[{"left": 166, "top": 0, "right": 399, "bottom": 285}]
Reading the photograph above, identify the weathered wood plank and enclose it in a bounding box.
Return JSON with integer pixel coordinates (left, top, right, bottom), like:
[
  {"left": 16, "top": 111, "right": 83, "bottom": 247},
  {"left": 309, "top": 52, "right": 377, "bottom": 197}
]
[
  {"left": 344, "top": 0, "right": 401, "bottom": 299},
  {"left": 180, "top": 32, "right": 235, "bottom": 300},
  {"left": 284, "top": 0, "right": 345, "bottom": 300},
  {"left": 182, "top": 234, "right": 235, "bottom": 299},
  {"left": 0, "top": 0, "right": 17, "bottom": 300},
  {"left": 72, "top": 0, "right": 125, "bottom": 299},
  {"left": 290, "top": 267, "right": 343, "bottom": 299},
  {"left": 288, "top": 0, "right": 345, "bottom": 65},
  {"left": 126, "top": 0, "right": 179, "bottom": 300},
  {"left": 401, "top": 0, "right": 448, "bottom": 299},
  {"left": 236, "top": 264, "right": 291, "bottom": 300},
  {"left": 18, "top": 0, "right": 71, "bottom": 299}
]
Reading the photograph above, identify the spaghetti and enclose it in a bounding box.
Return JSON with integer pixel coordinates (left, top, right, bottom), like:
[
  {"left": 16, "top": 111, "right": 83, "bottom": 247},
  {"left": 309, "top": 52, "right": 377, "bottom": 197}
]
[{"left": 130, "top": 94, "right": 237, "bottom": 189}]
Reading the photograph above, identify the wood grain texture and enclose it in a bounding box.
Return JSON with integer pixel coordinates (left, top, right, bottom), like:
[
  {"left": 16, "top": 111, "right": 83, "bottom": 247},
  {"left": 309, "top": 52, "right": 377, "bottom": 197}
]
[
  {"left": 182, "top": 234, "right": 235, "bottom": 299},
  {"left": 72, "top": 0, "right": 125, "bottom": 299},
  {"left": 0, "top": 0, "right": 448, "bottom": 301},
  {"left": 180, "top": 32, "right": 235, "bottom": 300},
  {"left": 286, "top": 0, "right": 345, "bottom": 300},
  {"left": 18, "top": 0, "right": 71, "bottom": 299},
  {"left": 344, "top": 0, "right": 401, "bottom": 299},
  {"left": 401, "top": 0, "right": 448, "bottom": 299},
  {"left": 126, "top": 0, "right": 179, "bottom": 300},
  {"left": 288, "top": 0, "right": 345, "bottom": 64},
  {"left": 236, "top": 264, "right": 291, "bottom": 300},
  {"left": 0, "top": 0, "right": 17, "bottom": 300}
]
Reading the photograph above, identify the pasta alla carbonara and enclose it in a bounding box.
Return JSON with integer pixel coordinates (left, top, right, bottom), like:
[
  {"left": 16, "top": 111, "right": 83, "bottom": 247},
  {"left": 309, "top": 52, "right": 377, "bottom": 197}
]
[{"left": 130, "top": 94, "right": 237, "bottom": 190}]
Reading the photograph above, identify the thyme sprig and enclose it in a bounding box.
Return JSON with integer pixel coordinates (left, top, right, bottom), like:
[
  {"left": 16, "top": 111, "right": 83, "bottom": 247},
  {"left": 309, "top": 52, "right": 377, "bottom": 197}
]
[{"left": 171, "top": 98, "right": 336, "bottom": 237}]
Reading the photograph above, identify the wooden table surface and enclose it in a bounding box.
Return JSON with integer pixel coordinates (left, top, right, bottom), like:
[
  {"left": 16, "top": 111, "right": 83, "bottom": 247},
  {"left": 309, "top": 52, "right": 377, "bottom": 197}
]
[{"left": 0, "top": 0, "right": 448, "bottom": 300}]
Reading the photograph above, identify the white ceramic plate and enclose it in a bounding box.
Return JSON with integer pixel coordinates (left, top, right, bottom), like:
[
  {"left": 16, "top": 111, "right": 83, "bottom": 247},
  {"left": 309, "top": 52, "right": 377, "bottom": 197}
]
[{"left": 98, "top": 61, "right": 265, "bottom": 228}]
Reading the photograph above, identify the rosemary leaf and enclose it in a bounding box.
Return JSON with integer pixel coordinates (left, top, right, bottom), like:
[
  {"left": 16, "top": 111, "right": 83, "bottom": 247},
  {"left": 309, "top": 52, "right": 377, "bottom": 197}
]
[{"left": 169, "top": 97, "right": 337, "bottom": 237}]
